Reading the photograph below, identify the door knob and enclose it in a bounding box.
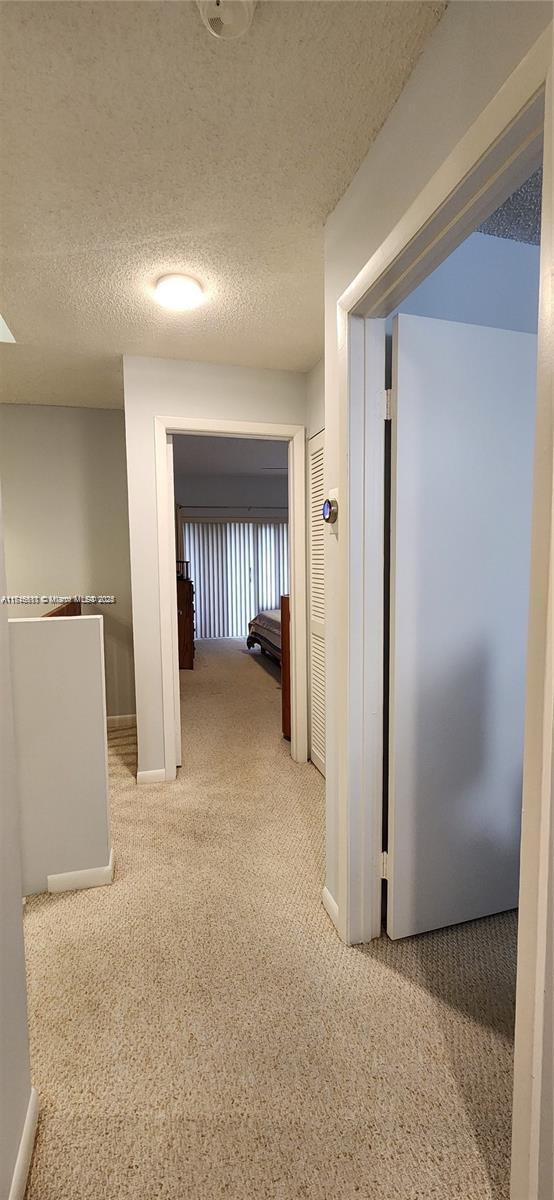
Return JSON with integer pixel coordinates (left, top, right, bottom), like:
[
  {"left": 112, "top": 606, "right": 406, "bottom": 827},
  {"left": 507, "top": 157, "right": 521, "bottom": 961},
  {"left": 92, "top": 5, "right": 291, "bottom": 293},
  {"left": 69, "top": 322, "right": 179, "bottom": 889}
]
[{"left": 322, "top": 497, "right": 338, "bottom": 524}]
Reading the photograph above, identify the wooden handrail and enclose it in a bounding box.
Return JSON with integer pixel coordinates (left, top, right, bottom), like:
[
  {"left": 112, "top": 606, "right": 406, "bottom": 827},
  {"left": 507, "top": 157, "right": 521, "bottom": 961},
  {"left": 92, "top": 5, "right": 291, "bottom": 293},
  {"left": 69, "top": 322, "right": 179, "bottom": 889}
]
[{"left": 42, "top": 601, "right": 82, "bottom": 618}]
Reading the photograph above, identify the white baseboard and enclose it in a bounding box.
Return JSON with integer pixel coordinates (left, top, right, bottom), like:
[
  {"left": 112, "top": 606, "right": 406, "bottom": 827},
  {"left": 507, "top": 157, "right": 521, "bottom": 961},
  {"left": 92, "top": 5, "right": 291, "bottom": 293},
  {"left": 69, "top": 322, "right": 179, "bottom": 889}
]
[
  {"left": 136, "top": 767, "right": 167, "bottom": 785},
  {"left": 310, "top": 752, "right": 325, "bottom": 777},
  {"left": 47, "top": 847, "right": 114, "bottom": 894},
  {"left": 322, "top": 885, "right": 340, "bottom": 931},
  {"left": 107, "top": 714, "right": 136, "bottom": 730},
  {"left": 8, "top": 1086, "right": 38, "bottom": 1200}
]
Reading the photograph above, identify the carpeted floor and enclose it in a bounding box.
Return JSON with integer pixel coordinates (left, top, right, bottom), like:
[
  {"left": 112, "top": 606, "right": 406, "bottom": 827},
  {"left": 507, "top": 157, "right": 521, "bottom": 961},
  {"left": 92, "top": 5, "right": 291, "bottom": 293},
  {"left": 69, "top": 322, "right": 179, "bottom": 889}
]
[{"left": 23, "top": 639, "right": 517, "bottom": 1199}]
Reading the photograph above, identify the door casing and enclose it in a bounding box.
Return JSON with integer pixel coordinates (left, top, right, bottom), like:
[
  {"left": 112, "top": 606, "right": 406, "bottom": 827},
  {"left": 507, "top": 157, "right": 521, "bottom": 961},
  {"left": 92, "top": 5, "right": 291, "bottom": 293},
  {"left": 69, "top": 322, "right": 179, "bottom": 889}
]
[{"left": 154, "top": 417, "right": 308, "bottom": 779}]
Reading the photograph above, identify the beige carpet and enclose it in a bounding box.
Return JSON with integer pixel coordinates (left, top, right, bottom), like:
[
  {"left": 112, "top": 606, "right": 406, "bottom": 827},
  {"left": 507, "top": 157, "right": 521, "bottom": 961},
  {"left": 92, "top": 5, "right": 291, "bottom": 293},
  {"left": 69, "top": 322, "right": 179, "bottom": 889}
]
[{"left": 24, "top": 639, "right": 517, "bottom": 1199}]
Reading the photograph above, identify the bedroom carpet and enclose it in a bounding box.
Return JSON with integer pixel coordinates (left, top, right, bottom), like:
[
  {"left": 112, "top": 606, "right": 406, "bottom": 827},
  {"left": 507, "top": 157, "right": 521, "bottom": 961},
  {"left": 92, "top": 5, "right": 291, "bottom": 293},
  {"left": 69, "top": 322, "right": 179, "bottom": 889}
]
[{"left": 23, "top": 638, "right": 517, "bottom": 1199}]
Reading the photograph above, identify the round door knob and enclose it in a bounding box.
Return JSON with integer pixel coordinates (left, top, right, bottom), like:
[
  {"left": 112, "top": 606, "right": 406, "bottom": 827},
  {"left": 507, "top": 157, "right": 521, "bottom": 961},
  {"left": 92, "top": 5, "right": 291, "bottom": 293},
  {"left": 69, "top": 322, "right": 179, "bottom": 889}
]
[{"left": 322, "top": 497, "right": 338, "bottom": 524}]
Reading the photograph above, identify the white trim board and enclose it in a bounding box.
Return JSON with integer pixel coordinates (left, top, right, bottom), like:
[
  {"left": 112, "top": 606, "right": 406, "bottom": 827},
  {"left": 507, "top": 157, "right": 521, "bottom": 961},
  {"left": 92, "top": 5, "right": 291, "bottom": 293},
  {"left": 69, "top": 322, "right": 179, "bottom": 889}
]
[
  {"left": 107, "top": 714, "right": 136, "bottom": 731},
  {"left": 8, "top": 1087, "right": 38, "bottom": 1200},
  {"left": 47, "top": 847, "right": 114, "bottom": 894},
  {"left": 322, "top": 886, "right": 339, "bottom": 932},
  {"left": 136, "top": 767, "right": 170, "bottom": 785},
  {"left": 167, "top": 437, "right": 182, "bottom": 770},
  {"left": 153, "top": 416, "right": 308, "bottom": 782}
]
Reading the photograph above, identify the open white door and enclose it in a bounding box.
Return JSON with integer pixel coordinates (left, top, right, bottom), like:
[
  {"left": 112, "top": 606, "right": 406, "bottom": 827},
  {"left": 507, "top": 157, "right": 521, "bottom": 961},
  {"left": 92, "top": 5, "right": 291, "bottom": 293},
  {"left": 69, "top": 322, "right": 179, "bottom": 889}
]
[
  {"left": 308, "top": 431, "right": 325, "bottom": 775},
  {"left": 387, "top": 314, "right": 537, "bottom": 940}
]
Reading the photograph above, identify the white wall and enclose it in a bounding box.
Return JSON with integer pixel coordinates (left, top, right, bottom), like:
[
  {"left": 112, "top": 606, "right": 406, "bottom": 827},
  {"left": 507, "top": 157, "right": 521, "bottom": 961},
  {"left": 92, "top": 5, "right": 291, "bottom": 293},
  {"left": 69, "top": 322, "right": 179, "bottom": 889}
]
[
  {"left": 0, "top": 483, "right": 34, "bottom": 1199},
  {"left": 175, "top": 471, "right": 288, "bottom": 520},
  {"left": 323, "top": 0, "right": 552, "bottom": 905},
  {"left": 306, "top": 358, "right": 324, "bottom": 438},
  {"left": 392, "top": 232, "right": 540, "bottom": 333},
  {"left": 123, "top": 355, "right": 306, "bottom": 775},
  {"left": 10, "top": 615, "right": 111, "bottom": 895},
  {"left": 0, "top": 404, "right": 135, "bottom": 717}
]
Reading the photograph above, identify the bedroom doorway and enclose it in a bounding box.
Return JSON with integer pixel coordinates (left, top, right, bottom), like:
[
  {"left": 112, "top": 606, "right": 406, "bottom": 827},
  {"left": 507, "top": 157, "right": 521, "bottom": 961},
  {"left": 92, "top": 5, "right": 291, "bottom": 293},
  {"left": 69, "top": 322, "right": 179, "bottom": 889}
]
[
  {"left": 352, "top": 155, "right": 543, "bottom": 1200},
  {"left": 155, "top": 415, "right": 308, "bottom": 782},
  {"left": 172, "top": 433, "right": 293, "bottom": 747},
  {"left": 368, "top": 158, "right": 541, "bottom": 948},
  {"left": 333, "top": 51, "right": 551, "bottom": 1196}
]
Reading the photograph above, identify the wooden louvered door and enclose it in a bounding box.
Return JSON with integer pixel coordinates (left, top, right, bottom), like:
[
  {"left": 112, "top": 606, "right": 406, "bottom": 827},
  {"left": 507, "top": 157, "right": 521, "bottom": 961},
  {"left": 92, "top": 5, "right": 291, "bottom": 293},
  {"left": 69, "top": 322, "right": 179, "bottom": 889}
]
[{"left": 308, "top": 431, "right": 325, "bottom": 775}]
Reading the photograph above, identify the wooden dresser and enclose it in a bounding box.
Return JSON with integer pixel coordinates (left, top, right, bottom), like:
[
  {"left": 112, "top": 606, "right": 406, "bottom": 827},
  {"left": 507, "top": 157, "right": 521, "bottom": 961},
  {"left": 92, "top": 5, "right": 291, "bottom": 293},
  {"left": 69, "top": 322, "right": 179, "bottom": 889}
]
[{"left": 177, "top": 578, "right": 195, "bottom": 669}]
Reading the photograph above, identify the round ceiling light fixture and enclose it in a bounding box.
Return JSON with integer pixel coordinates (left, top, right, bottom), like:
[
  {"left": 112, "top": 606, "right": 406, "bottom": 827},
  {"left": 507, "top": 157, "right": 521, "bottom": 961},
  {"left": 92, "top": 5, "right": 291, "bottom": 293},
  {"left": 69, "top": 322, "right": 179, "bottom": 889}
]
[
  {"left": 153, "top": 274, "right": 205, "bottom": 312},
  {"left": 196, "top": 0, "right": 256, "bottom": 40}
]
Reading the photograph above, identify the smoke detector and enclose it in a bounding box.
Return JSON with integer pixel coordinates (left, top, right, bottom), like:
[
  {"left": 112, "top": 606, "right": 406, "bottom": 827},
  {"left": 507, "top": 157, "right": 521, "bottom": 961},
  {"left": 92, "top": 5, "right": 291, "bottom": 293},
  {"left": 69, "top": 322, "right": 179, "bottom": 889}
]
[{"left": 196, "top": 0, "right": 256, "bottom": 41}]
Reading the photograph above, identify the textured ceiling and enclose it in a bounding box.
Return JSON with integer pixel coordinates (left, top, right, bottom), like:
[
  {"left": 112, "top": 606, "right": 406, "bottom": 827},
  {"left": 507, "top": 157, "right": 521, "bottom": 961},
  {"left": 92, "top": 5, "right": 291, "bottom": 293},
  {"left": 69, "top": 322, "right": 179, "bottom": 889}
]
[
  {"left": 0, "top": 0, "right": 444, "bottom": 408},
  {"left": 478, "top": 169, "right": 542, "bottom": 244},
  {"left": 173, "top": 434, "right": 288, "bottom": 477}
]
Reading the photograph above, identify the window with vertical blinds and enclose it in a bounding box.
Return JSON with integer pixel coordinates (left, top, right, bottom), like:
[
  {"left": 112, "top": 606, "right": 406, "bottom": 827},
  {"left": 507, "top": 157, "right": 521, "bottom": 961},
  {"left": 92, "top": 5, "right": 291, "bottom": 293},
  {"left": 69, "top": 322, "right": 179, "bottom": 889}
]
[{"left": 183, "top": 520, "right": 289, "bottom": 638}]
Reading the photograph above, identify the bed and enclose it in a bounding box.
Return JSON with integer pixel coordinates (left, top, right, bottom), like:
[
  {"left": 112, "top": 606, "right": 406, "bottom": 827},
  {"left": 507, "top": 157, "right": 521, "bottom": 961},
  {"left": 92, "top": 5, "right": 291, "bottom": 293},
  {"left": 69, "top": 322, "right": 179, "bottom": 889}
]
[
  {"left": 246, "top": 607, "right": 282, "bottom": 663},
  {"left": 247, "top": 596, "right": 291, "bottom": 740}
]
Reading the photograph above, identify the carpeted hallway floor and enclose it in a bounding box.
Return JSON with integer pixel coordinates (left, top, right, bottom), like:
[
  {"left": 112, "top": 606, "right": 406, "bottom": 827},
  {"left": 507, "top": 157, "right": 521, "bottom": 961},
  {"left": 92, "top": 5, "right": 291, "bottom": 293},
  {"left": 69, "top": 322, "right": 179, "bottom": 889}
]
[{"left": 23, "top": 639, "right": 517, "bottom": 1199}]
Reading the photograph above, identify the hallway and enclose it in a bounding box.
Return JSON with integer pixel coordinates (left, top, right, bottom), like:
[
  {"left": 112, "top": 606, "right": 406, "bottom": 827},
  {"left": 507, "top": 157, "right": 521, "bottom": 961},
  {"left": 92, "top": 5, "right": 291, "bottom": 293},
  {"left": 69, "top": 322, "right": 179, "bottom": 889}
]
[{"left": 23, "top": 640, "right": 517, "bottom": 1199}]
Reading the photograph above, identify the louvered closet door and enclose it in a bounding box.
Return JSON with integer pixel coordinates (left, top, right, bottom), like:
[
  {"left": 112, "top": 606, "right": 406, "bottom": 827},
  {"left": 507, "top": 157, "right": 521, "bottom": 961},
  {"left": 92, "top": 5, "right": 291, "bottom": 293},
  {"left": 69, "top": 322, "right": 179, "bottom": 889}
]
[{"left": 308, "top": 431, "right": 325, "bottom": 775}]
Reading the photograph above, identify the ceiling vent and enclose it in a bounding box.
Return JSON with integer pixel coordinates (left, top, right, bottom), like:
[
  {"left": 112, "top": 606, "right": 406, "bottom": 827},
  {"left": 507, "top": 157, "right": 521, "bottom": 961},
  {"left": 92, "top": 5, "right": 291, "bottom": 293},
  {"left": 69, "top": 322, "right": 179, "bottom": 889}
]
[{"left": 196, "top": 0, "right": 256, "bottom": 41}]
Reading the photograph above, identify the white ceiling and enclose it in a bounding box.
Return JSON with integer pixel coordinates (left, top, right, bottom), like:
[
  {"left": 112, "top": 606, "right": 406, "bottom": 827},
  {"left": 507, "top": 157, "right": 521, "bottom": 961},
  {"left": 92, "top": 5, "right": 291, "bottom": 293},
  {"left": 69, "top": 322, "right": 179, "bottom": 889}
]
[
  {"left": 173, "top": 434, "right": 288, "bottom": 477},
  {"left": 0, "top": 0, "right": 444, "bottom": 409}
]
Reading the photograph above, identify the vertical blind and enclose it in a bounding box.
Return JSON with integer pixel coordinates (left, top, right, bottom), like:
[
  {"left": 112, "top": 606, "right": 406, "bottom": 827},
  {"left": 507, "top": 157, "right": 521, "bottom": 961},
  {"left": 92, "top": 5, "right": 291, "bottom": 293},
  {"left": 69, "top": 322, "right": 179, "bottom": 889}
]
[{"left": 183, "top": 520, "right": 289, "bottom": 638}]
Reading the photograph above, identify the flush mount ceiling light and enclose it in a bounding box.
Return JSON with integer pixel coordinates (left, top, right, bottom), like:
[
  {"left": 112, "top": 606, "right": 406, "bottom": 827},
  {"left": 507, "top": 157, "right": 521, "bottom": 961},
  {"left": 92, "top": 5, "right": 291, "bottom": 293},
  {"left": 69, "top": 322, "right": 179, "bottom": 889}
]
[
  {"left": 196, "top": 0, "right": 256, "bottom": 41},
  {"left": 153, "top": 274, "right": 205, "bottom": 312}
]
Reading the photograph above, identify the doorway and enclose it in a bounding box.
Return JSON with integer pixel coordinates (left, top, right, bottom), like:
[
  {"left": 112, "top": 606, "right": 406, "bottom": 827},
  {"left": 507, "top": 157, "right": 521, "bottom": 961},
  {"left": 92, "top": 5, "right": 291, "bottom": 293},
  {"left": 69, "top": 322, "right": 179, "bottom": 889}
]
[
  {"left": 383, "top": 172, "right": 540, "bottom": 940},
  {"left": 334, "top": 46, "right": 551, "bottom": 1198},
  {"left": 155, "top": 416, "right": 308, "bottom": 781},
  {"left": 171, "top": 432, "right": 291, "bottom": 745}
]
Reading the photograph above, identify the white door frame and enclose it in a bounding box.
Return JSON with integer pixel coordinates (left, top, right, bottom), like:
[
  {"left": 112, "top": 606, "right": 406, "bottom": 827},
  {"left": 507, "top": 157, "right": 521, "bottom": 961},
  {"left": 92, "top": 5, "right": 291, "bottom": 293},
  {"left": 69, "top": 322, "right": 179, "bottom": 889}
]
[
  {"left": 166, "top": 437, "right": 182, "bottom": 770},
  {"left": 333, "top": 28, "right": 552, "bottom": 1200},
  {"left": 154, "top": 416, "right": 308, "bottom": 777}
]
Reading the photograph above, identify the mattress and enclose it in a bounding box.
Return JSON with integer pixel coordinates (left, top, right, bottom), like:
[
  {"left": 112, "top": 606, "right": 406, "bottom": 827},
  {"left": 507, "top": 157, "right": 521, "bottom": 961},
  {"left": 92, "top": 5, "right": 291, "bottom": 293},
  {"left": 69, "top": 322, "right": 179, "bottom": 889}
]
[{"left": 248, "top": 608, "right": 281, "bottom": 650}]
